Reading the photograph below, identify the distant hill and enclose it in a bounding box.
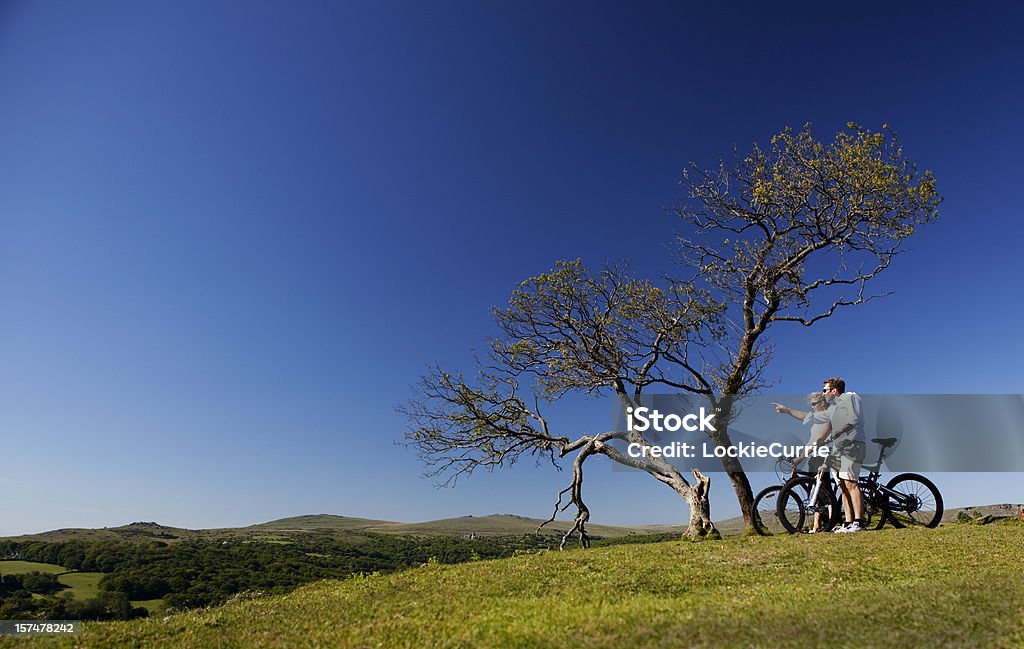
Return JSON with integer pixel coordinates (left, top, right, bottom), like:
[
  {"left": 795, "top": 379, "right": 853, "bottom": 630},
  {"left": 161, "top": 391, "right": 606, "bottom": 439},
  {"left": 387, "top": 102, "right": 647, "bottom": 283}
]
[
  {"left": 249, "top": 514, "right": 397, "bottom": 532},
  {"left": 5, "top": 504, "right": 1018, "bottom": 543},
  {"left": 944, "top": 503, "right": 1023, "bottom": 522},
  {"left": 2, "top": 514, "right": 684, "bottom": 543},
  {"left": 250, "top": 513, "right": 684, "bottom": 539},
  {"left": 1, "top": 522, "right": 211, "bottom": 544}
]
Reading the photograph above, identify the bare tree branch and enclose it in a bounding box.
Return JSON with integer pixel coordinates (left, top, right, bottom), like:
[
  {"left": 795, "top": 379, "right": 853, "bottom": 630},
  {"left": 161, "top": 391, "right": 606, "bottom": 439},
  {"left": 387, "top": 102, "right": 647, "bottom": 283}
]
[{"left": 401, "top": 122, "right": 940, "bottom": 539}]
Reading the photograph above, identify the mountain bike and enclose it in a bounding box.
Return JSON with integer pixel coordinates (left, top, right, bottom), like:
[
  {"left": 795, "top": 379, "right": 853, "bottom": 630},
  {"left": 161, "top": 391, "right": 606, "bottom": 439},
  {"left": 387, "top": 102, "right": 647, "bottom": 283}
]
[
  {"left": 775, "top": 437, "right": 943, "bottom": 534},
  {"left": 751, "top": 456, "right": 833, "bottom": 535}
]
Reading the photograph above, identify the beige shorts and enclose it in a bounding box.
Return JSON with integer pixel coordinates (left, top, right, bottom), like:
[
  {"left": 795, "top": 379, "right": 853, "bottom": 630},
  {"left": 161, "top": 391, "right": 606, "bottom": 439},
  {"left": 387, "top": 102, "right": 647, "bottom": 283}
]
[
  {"left": 832, "top": 455, "right": 862, "bottom": 482},
  {"left": 831, "top": 441, "right": 865, "bottom": 482}
]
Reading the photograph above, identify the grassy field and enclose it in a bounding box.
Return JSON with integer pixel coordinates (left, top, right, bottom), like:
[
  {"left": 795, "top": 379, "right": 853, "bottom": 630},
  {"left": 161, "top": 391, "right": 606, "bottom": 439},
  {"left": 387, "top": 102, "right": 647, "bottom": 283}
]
[
  {"left": 0, "top": 560, "right": 67, "bottom": 575},
  {"left": 12, "top": 523, "right": 1023, "bottom": 648},
  {"left": 129, "top": 598, "right": 165, "bottom": 613},
  {"left": 0, "top": 560, "right": 108, "bottom": 603},
  {"left": 54, "top": 572, "right": 103, "bottom": 600}
]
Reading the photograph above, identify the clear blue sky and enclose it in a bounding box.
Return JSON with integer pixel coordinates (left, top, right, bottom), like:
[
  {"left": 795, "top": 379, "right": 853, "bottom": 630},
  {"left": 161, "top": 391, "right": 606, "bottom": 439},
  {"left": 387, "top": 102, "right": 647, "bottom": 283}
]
[{"left": 2, "top": 1, "right": 1022, "bottom": 535}]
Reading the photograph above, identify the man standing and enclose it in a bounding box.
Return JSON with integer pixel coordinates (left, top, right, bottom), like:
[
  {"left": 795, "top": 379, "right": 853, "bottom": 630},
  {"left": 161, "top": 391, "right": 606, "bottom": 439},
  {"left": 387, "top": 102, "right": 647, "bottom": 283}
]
[{"left": 822, "top": 377, "right": 866, "bottom": 533}]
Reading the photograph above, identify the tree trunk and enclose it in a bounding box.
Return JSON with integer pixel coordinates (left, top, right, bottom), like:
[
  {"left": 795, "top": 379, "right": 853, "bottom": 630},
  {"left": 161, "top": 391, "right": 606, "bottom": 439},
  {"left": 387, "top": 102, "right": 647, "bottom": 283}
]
[
  {"left": 707, "top": 410, "right": 756, "bottom": 531},
  {"left": 684, "top": 469, "right": 718, "bottom": 539},
  {"left": 724, "top": 459, "right": 755, "bottom": 528}
]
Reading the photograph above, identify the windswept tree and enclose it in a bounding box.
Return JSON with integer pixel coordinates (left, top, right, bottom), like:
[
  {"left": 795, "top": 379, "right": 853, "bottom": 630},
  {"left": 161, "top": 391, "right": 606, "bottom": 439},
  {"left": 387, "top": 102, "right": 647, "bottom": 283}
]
[{"left": 402, "top": 123, "right": 940, "bottom": 541}]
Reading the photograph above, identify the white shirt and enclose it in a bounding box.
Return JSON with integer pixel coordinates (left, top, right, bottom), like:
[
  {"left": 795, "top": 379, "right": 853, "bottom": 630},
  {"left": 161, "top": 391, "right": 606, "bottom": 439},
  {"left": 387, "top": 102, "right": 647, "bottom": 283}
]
[
  {"left": 802, "top": 391, "right": 860, "bottom": 442},
  {"left": 828, "top": 391, "right": 865, "bottom": 444},
  {"left": 801, "top": 410, "right": 831, "bottom": 446}
]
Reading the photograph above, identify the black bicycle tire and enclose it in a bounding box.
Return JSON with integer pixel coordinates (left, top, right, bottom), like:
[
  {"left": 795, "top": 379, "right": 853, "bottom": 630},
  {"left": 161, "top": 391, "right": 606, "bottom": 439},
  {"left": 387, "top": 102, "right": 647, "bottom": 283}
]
[
  {"left": 752, "top": 485, "right": 783, "bottom": 536},
  {"left": 776, "top": 476, "right": 838, "bottom": 534},
  {"left": 862, "top": 496, "right": 888, "bottom": 530},
  {"left": 884, "top": 473, "right": 943, "bottom": 528},
  {"left": 833, "top": 480, "right": 887, "bottom": 530},
  {"left": 859, "top": 481, "right": 888, "bottom": 530}
]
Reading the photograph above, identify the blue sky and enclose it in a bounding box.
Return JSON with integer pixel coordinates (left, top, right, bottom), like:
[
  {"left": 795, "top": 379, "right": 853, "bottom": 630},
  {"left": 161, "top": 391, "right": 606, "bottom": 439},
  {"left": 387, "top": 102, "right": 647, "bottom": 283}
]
[{"left": 1, "top": 2, "right": 1022, "bottom": 536}]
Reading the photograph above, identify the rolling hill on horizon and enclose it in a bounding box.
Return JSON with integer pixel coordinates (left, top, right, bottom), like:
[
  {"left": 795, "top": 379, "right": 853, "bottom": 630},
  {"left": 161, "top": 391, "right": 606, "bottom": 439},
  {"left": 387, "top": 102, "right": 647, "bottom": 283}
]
[
  {"left": 1, "top": 513, "right": 686, "bottom": 544},
  {"left": 250, "top": 513, "right": 685, "bottom": 538},
  {"left": 5, "top": 503, "right": 1020, "bottom": 544}
]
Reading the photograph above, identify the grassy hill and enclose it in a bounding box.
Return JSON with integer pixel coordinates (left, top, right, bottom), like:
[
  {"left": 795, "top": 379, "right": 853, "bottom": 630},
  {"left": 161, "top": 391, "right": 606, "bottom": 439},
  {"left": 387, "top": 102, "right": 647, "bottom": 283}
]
[
  {"left": 15, "top": 522, "right": 1023, "bottom": 648},
  {"left": 1, "top": 522, "right": 230, "bottom": 544},
  {"left": 252, "top": 513, "right": 683, "bottom": 539},
  {"left": 244, "top": 514, "right": 395, "bottom": 533},
  {"left": 4, "top": 514, "right": 683, "bottom": 544},
  {"left": 946, "top": 502, "right": 1023, "bottom": 522},
  {"left": 7, "top": 505, "right": 1019, "bottom": 544}
]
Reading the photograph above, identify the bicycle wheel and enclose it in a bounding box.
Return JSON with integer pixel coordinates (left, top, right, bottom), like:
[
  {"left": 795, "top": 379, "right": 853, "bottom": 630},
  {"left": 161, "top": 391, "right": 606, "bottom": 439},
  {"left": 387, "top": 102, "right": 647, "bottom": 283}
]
[
  {"left": 858, "top": 482, "right": 888, "bottom": 530},
  {"left": 884, "top": 473, "right": 943, "bottom": 528},
  {"left": 861, "top": 498, "right": 888, "bottom": 530},
  {"left": 752, "top": 485, "right": 784, "bottom": 535},
  {"left": 834, "top": 481, "right": 887, "bottom": 530},
  {"left": 776, "top": 476, "right": 838, "bottom": 534}
]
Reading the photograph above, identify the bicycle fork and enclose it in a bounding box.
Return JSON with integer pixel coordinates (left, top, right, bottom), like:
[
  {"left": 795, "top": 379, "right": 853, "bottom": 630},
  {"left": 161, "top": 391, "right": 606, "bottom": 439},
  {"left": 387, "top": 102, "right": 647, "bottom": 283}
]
[{"left": 808, "top": 470, "right": 825, "bottom": 512}]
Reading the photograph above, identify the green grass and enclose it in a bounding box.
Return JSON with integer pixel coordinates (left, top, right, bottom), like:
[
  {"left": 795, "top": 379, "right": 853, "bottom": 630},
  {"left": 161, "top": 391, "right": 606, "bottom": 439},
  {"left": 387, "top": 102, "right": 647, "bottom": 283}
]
[
  {"left": 12, "top": 524, "right": 1024, "bottom": 648},
  {"left": 55, "top": 572, "right": 104, "bottom": 600},
  {"left": 0, "top": 561, "right": 107, "bottom": 602},
  {"left": 0, "top": 560, "right": 108, "bottom": 604},
  {"left": 246, "top": 534, "right": 293, "bottom": 544},
  {"left": 130, "top": 598, "right": 165, "bottom": 613},
  {"left": 0, "top": 560, "right": 67, "bottom": 575}
]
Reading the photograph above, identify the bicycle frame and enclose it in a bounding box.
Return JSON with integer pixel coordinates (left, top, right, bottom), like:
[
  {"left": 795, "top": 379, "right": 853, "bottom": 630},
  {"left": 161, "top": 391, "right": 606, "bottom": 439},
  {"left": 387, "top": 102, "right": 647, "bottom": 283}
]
[
  {"left": 799, "top": 437, "right": 895, "bottom": 527},
  {"left": 775, "top": 436, "right": 943, "bottom": 533}
]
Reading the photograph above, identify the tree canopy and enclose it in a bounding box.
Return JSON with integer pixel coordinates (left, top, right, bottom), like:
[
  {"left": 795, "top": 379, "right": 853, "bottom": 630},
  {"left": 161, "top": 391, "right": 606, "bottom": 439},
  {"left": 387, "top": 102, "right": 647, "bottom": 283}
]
[{"left": 403, "top": 122, "right": 941, "bottom": 540}]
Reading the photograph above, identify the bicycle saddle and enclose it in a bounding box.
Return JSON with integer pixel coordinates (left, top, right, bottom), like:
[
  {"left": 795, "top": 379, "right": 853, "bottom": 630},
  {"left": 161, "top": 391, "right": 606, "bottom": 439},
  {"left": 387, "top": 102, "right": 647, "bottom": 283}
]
[{"left": 872, "top": 437, "right": 897, "bottom": 448}]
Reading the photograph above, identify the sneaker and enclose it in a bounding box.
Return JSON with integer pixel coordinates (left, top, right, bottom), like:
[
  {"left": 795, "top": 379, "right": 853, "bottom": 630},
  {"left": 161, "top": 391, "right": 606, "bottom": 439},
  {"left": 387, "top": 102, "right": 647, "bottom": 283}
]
[
  {"left": 834, "top": 521, "right": 865, "bottom": 534},
  {"left": 831, "top": 523, "right": 849, "bottom": 533}
]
